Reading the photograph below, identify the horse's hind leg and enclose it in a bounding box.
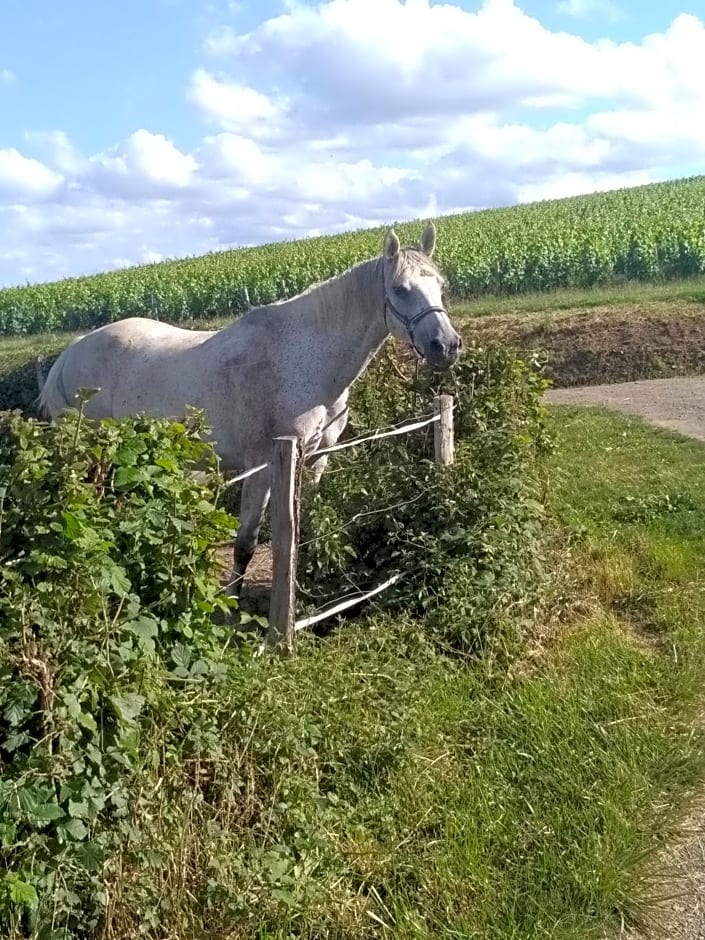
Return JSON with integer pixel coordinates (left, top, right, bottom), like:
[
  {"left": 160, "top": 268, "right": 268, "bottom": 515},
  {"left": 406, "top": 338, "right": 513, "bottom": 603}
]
[
  {"left": 305, "top": 405, "right": 348, "bottom": 485},
  {"left": 307, "top": 453, "right": 329, "bottom": 486},
  {"left": 226, "top": 470, "right": 271, "bottom": 598}
]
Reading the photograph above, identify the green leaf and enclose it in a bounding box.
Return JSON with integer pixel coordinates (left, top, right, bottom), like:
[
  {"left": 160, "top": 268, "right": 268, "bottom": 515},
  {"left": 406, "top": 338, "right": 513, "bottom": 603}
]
[
  {"left": 61, "top": 510, "right": 83, "bottom": 540},
  {"left": 156, "top": 456, "right": 178, "bottom": 472},
  {"left": 62, "top": 692, "right": 82, "bottom": 719},
  {"left": 267, "top": 856, "right": 291, "bottom": 882},
  {"left": 97, "top": 562, "right": 132, "bottom": 597},
  {"left": 143, "top": 849, "right": 163, "bottom": 867},
  {"left": 0, "top": 821, "right": 17, "bottom": 845},
  {"left": 31, "top": 802, "right": 65, "bottom": 822},
  {"left": 271, "top": 888, "right": 296, "bottom": 906},
  {"left": 115, "top": 445, "right": 139, "bottom": 466},
  {"left": 3, "top": 700, "right": 29, "bottom": 728},
  {"left": 113, "top": 466, "right": 142, "bottom": 487},
  {"left": 125, "top": 617, "right": 158, "bottom": 643},
  {"left": 109, "top": 692, "right": 145, "bottom": 723},
  {"left": 68, "top": 799, "right": 89, "bottom": 819},
  {"left": 14, "top": 786, "right": 42, "bottom": 816},
  {"left": 171, "top": 642, "right": 191, "bottom": 670},
  {"left": 74, "top": 841, "right": 105, "bottom": 872},
  {"left": 2, "top": 731, "right": 30, "bottom": 752},
  {"left": 77, "top": 710, "right": 97, "bottom": 732},
  {"left": 85, "top": 743, "right": 103, "bottom": 767},
  {"left": 5, "top": 873, "right": 37, "bottom": 906},
  {"left": 61, "top": 818, "right": 88, "bottom": 840}
]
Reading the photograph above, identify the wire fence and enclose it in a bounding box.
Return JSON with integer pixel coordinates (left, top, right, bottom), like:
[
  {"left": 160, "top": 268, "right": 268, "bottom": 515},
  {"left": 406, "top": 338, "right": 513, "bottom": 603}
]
[
  {"left": 220, "top": 395, "right": 455, "bottom": 650},
  {"left": 223, "top": 408, "right": 447, "bottom": 486}
]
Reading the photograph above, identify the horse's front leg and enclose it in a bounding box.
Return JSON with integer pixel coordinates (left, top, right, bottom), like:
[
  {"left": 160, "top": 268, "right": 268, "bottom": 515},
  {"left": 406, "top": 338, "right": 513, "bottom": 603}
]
[{"left": 226, "top": 470, "right": 271, "bottom": 598}]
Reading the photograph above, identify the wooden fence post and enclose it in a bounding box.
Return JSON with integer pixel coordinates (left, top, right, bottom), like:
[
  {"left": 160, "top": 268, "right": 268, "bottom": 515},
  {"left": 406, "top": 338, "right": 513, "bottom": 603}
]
[
  {"left": 434, "top": 394, "right": 454, "bottom": 466},
  {"left": 268, "top": 436, "right": 299, "bottom": 652}
]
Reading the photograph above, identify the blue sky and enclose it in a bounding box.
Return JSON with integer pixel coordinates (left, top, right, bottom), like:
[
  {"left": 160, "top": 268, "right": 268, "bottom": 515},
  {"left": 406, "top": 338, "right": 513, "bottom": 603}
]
[{"left": 0, "top": 0, "right": 703, "bottom": 287}]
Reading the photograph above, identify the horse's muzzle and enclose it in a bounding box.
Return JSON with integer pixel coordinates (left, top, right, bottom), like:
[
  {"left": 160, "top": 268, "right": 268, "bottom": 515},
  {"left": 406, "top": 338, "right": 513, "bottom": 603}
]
[{"left": 428, "top": 333, "right": 462, "bottom": 369}]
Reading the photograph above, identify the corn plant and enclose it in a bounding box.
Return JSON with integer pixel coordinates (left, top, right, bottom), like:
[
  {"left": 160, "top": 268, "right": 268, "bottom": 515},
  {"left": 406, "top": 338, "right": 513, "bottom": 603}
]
[{"left": 2, "top": 175, "right": 705, "bottom": 335}]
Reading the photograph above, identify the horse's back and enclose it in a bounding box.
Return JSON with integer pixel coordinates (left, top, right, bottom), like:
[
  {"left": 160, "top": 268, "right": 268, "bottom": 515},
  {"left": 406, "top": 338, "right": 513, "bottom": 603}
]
[
  {"left": 87, "top": 316, "right": 214, "bottom": 349},
  {"left": 42, "top": 318, "right": 215, "bottom": 420}
]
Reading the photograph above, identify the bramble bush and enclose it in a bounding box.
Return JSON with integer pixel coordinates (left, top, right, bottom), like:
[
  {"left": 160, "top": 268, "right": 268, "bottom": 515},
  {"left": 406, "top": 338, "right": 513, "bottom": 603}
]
[
  {"left": 298, "top": 343, "right": 553, "bottom": 656},
  {"left": 0, "top": 407, "right": 240, "bottom": 938}
]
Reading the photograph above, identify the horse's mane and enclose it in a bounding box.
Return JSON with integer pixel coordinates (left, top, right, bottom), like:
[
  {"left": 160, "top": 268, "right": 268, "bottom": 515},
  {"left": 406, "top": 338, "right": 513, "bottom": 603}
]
[{"left": 227, "top": 243, "right": 442, "bottom": 334}]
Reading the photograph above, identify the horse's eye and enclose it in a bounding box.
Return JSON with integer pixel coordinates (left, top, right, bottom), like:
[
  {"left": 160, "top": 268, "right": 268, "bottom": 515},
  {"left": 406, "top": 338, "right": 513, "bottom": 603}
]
[{"left": 393, "top": 284, "right": 409, "bottom": 298}]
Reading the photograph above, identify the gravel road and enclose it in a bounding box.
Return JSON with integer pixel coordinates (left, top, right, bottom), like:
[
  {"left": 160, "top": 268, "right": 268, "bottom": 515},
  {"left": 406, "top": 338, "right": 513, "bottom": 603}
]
[{"left": 546, "top": 375, "right": 705, "bottom": 441}]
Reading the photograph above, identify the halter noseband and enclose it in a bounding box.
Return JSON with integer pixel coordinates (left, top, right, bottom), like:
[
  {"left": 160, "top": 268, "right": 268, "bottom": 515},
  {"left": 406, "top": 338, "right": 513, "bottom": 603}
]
[{"left": 383, "top": 292, "right": 447, "bottom": 358}]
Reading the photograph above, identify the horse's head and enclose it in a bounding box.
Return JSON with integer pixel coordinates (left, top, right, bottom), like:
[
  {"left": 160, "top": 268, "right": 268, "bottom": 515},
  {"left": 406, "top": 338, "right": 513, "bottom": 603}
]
[{"left": 381, "top": 222, "right": 462, "bottom": 370}]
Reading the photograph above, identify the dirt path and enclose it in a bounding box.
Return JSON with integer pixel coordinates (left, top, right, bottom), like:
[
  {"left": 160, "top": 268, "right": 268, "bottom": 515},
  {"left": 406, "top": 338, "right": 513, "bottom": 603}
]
[
  {"left": 548, "top": 376, "right": 705, "bottom": 940},
  {"left": 546, "top": 375, "right": 705, "bottom": 441},
  {"left": 618, "top": 797, "right": 705, "bottom": 940}
]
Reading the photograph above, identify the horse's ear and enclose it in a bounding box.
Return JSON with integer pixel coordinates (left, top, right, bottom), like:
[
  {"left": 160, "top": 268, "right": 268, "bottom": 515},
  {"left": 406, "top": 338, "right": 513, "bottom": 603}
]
[
  {"left": 420, "top": 221, "right": 436, "bottom": 257},
  {"left": 384, "top": 228, "right": 400, "bottom": 260}
]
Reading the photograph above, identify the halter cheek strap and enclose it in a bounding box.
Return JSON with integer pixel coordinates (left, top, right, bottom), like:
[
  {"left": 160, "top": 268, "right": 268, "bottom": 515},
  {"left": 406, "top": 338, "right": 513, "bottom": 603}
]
[{"left": 384, "top": 293, "right": 447, "bottom": 358}]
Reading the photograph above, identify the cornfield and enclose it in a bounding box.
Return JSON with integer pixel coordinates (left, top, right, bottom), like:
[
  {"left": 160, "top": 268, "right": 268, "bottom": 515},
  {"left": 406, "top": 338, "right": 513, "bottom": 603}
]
[{"left": 2, "top": 175, "right": 705, "bottom": 336}]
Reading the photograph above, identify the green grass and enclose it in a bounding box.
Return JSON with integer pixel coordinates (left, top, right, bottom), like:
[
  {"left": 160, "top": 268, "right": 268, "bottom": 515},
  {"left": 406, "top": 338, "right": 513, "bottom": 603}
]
[
  {"left": 96, "top": 407, "right": 705, "bottom": 939},
  {"left": 388, "top": 408, "right": 705, "bottom": 938},
  {"left": 452, "top": 273, "right": 705, "bottom": 318}
]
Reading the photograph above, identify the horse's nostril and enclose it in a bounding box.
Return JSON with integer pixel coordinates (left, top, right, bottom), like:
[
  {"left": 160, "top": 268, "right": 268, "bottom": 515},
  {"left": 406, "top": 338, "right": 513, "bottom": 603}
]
[
  {"left": 430, "top": 339, "right": 444, "bottom": 355},
  {"left": 457, "top": 335, "right": 464, "bottom": 350}
]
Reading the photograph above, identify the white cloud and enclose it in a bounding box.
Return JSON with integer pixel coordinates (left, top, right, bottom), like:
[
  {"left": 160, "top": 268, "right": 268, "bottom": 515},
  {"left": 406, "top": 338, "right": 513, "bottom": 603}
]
[
  {"left": 203, "top": 1, "right": 705, "bottom": 124},
  {"left": 0, "top": 149, "right": 62, "bottom": 201},
  {"left": 206, "top": 0, "right": 595, "bottom": 120},
  {"left": 195, "top": 133, "right": 274, "bottom": 185},
  {"left": 86, "top": 130, "right": 197, "bottom": 198},
  {"left": 24, "top": 131, "right": 87, "bottom": 175},
  {"left": 2, "top": 1, "right": 705, "bottom": 287},
  {"left": 0, "top": 68, "right": 15, "bottom": 86},
  {"left": 187, "top": 68, "right": 288, "bottom": 137},
  {"left": 516, "top": 168, "right": 655, "bottom": 204},
  {"left": 295, "top": 159, "right": 415, "bottom": 204}
]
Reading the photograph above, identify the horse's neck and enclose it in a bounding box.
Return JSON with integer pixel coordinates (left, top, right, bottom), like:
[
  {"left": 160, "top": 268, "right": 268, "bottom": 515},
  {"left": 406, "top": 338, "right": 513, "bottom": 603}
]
[{"left": 286, "top": 258, "right": 388, "bottom": 399}]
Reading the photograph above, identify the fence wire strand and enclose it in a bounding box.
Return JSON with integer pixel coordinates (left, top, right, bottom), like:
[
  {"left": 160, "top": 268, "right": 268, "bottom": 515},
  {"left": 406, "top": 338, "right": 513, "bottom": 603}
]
[
  {"left": 298, "top": 491, "right": 426, "bottom": 550},
  {"left": 294, "top": 573, "right": 402, "bottom": 631},
  {"left": 311, "top": 411, "right": 441, "bottom": 458},
  {"left": 221, "top": 407, "right": 450, "bottom": 488}
]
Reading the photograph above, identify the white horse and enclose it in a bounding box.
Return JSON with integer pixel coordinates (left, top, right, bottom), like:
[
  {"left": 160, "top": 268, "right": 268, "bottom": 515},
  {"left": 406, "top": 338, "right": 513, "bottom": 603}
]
[{"left": 39, "top": 223, "right": 462, "bottom": 593}]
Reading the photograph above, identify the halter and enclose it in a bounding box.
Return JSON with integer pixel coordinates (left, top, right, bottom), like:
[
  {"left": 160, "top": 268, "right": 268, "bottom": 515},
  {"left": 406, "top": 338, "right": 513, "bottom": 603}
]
[{"left": 383, "top": 292, "right": 447, "bottom": 359}]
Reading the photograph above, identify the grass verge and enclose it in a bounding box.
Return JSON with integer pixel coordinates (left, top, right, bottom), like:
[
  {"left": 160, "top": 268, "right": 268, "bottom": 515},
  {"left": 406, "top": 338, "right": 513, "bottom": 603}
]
[
  {"left": 94, "top": 407, "right": 705, "bottom": 939},
  {"left": 451, "top": 275, "right": 705, "bottom": 319}
]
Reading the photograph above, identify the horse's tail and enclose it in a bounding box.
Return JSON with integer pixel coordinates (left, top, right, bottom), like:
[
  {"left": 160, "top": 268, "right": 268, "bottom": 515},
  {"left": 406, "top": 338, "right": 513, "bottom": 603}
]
[
  {"left": 37, "top": 337, "right": 84, "bottom": 419},
  {"left": 37, "top": 354, "right": 66, "bottom": 419},
  {"left": 35, "top": 356, "right": 47, "bottom": 395}
]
